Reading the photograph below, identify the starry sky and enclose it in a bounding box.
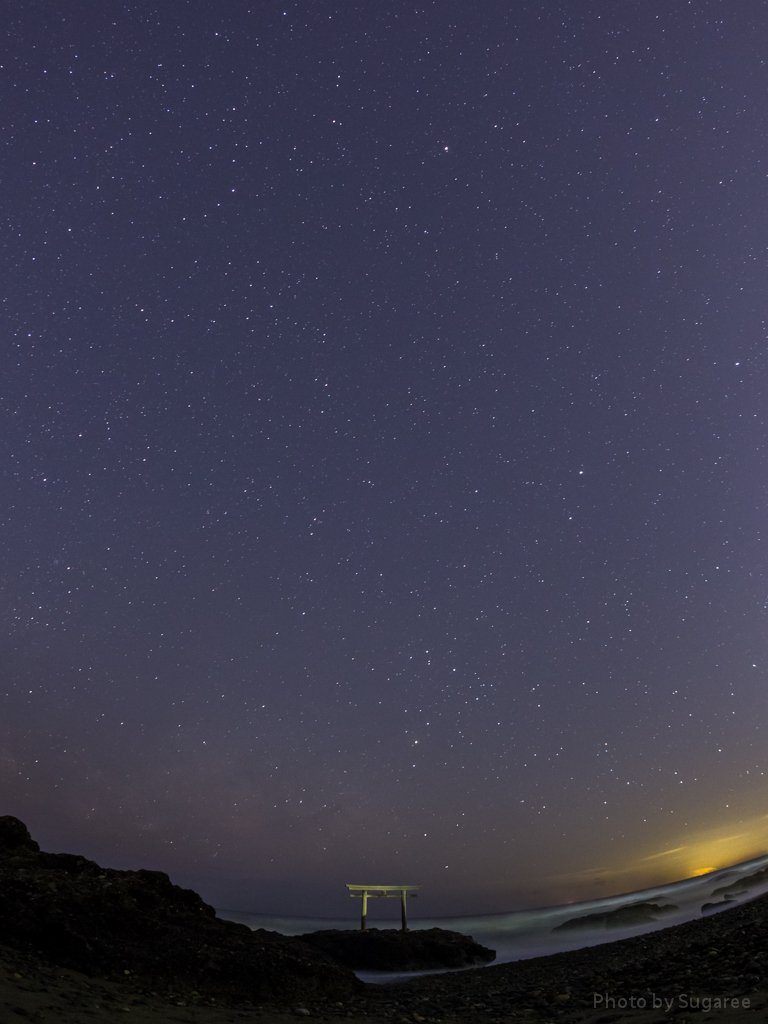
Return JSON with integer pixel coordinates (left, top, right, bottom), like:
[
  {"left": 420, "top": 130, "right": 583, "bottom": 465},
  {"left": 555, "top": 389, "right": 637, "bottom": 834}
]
[{"left": 3, "top": 0, "right": 768, "bottom": 919}]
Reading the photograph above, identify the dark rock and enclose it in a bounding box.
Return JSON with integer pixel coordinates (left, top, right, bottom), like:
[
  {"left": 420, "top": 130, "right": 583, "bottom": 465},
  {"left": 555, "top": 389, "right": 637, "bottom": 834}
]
[
  {"left": 0, "top": 817, "right": 40, "bottom": 854},
  {"left": 702, "top": 898, "right": 737, "bottom": 915},
  {"left": 0, "top": 818, "right": 360, "bottom": 1004},
  {"left": 297, "top": 927, "right": 496, "bottom": 971},
  {"left": 554, "top": 901, "right": 678, "bottom": 931},
  {"left": 712, "top": 866, "right": 768, "bottom": 896}
]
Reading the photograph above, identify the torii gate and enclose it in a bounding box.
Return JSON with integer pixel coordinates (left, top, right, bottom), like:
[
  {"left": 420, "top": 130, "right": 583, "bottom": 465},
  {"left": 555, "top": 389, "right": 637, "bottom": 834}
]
[{"left": 346, "top": 884, "right": 420, "bottom": 931}]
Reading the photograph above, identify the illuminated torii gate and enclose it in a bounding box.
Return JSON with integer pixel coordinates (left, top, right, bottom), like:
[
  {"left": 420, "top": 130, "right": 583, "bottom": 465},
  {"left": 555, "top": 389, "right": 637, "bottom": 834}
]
[{"left": 346, "top": 884, "right": 420, "bottom": 931}]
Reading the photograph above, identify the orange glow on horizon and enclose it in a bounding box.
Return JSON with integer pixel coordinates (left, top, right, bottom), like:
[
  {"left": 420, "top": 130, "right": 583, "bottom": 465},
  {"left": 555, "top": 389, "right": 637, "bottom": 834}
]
[{"left": 538, "top": 813, "right": 768, "bottom": 906}]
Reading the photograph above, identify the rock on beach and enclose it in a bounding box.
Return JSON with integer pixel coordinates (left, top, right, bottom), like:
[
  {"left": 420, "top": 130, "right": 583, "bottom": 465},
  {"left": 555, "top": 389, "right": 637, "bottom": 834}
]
[{"left": 297, "top": 926, "right": 496, "bottom": 970}]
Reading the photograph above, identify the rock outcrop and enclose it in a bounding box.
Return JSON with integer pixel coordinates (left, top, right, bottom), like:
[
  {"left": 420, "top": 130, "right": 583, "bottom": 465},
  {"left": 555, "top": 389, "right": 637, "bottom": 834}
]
[
  {"left": 298, "top": 926, "right": 496, "bottom": 970},
  {"left": 554, "top": 900, "right": 678, "bottom": 930},
  {"left": 0, "top": 816, "right": 360, "bottom": 1005}
]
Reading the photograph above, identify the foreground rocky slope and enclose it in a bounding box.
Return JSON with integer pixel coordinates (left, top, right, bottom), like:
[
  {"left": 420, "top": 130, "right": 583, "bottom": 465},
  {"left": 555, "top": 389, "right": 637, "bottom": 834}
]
[{"left": 0, "top": 815, "right": 359, "bottom": 1005}]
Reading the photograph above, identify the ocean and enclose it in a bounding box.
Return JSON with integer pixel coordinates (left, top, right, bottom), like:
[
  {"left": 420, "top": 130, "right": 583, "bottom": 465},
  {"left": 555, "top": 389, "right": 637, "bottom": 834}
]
[{"left": 217, "top": 853, "right": 768, "bottom": 982}]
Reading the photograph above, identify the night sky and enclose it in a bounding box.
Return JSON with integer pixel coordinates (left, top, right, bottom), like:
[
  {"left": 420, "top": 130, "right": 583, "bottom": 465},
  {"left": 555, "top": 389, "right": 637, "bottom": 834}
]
[{"left": 3, "top": 1, "right": 768, "bottom": 920}]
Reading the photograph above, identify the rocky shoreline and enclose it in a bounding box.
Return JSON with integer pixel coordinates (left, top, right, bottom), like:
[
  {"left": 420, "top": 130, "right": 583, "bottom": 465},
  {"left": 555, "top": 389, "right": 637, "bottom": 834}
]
[
  {"left": 0, "top": 816, "right": 359, "bottom": 1006},
  {"left": 3, "top": 815, "right": 768, "bottom": 1023}
]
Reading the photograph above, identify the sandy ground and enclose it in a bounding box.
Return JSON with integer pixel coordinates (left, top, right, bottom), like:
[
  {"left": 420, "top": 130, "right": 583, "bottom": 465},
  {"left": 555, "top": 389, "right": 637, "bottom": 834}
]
[{"left": 3, "top": 940, "right": 767, "bottom": 1024}]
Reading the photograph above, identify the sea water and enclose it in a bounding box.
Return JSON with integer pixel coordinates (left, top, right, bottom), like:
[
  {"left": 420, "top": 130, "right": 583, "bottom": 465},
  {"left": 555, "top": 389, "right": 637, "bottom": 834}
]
[{"left": 217, "top": 854, "right": 768, "bottom": 983}]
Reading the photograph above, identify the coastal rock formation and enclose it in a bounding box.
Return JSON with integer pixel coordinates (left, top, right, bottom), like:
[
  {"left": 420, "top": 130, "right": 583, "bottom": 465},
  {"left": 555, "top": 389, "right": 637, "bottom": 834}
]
[
  {"left": 712, "top": 865, "right": 768, "bottom": 895},
  {"left": 0, "top": 816, "right": 360, "bottom": 1004},
  {"left": 554, "top": 901, "right": 678, "bottom": 930},
  {"left": 298, "top": 926, "right": 496, "bottom": 970}
]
